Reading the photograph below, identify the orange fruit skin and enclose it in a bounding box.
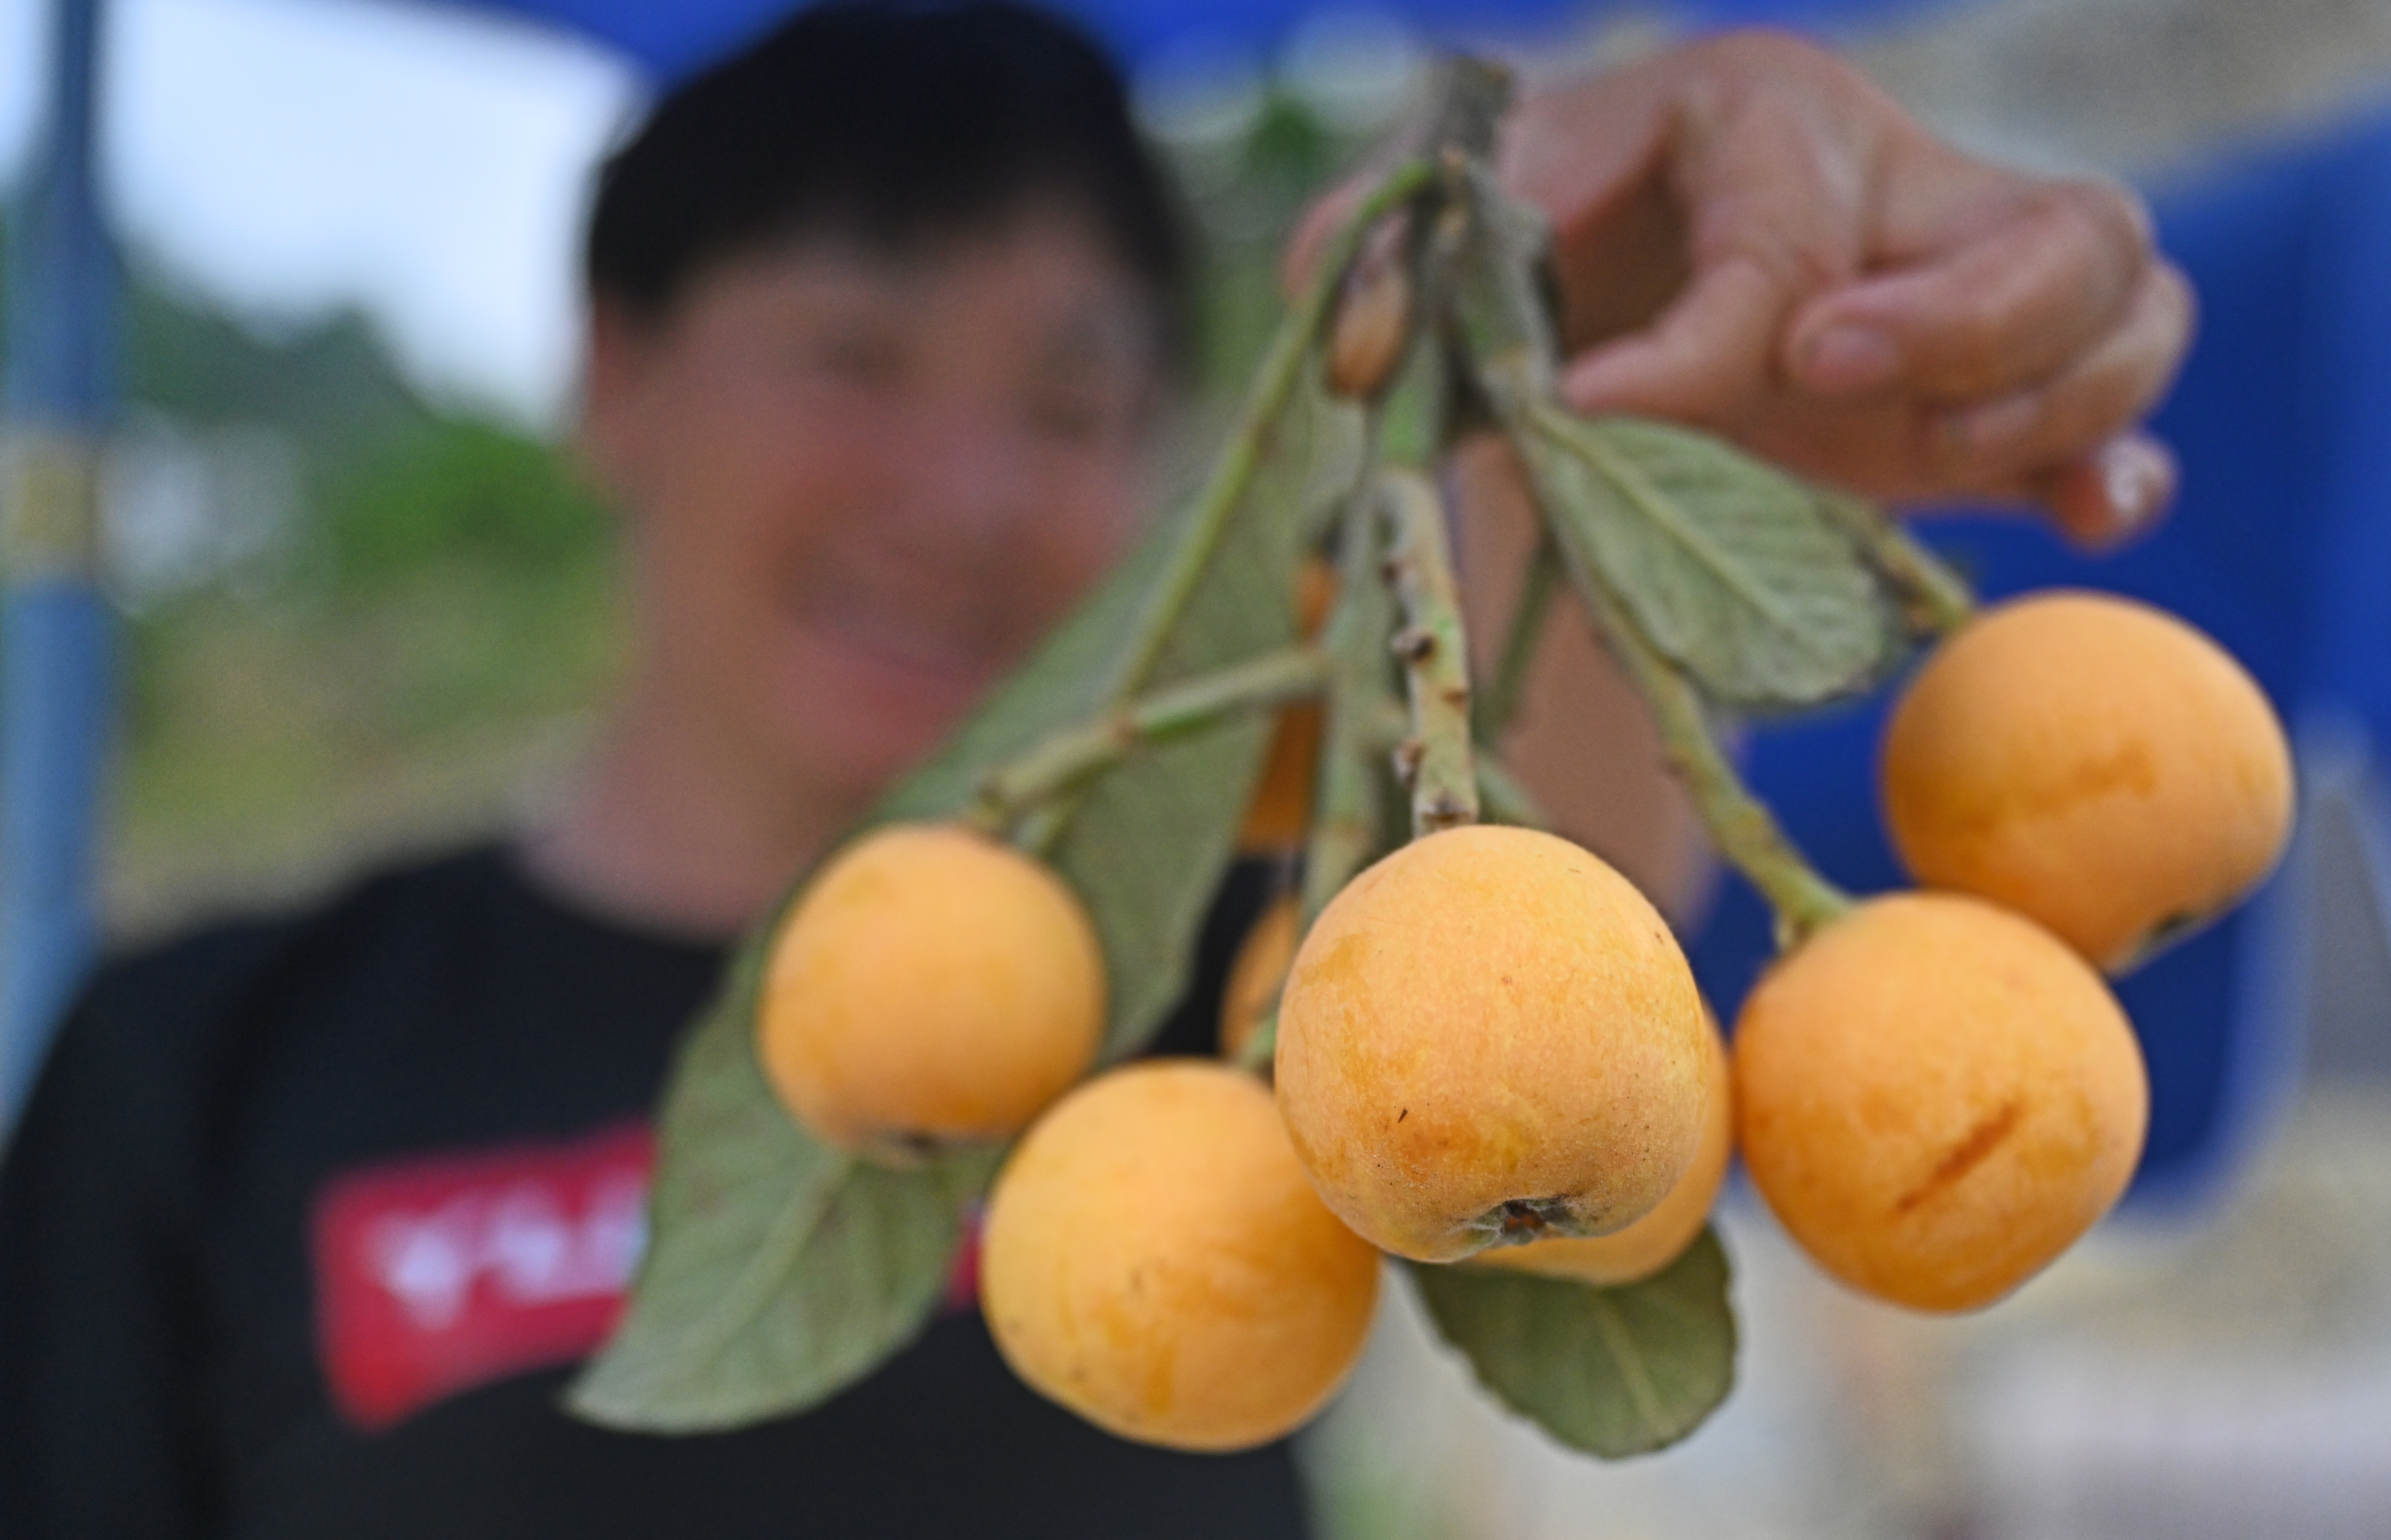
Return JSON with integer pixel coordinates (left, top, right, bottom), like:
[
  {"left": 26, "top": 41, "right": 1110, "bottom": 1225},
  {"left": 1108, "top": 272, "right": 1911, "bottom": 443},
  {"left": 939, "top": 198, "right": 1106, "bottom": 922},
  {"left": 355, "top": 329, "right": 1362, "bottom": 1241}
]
[
  {"left": 1275, "top": 824, "right": 1710, "bottom": 1263},
  {"left": 1235, "top": 706, "right": 1324, "bottom": 853},
  {"left": 1219, "top": 893, "right": 1301, "bottom": 1059},
  {"left": 758, "top": 823, "right": 1104, "bottom": 1159},
  {"left": 1474, "top": 1010, "right": 1732, "bottom": 1287},
  {"left": 1236, "top": 559, "right": 1340, "bottom": 854},
  {"left": 1734, "top": 892, "right": 2149, "bottom": 1313},
  {"left": 1881, "top": 589, "right": 2294, "bottom": 972},
  {"left": 980, "top": 1061, "right": 1382, "bottom": 1452}
]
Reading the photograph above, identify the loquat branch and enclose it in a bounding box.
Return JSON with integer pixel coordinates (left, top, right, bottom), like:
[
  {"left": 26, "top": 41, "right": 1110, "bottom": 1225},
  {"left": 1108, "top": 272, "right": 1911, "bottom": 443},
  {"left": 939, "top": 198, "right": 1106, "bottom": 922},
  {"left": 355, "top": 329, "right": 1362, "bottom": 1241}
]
[
  {"left": 1474, "top": 529, "right": 1560, "bottom": 745},
  {"left": 1559, "top": 541, "right": 1853, "bottom": 946},
  {"left": 1235, "top": 486, "right": 1409, "bottom": 1077},
  {"left": 1301, "top": 486, "right": 1404, "bottom": 925},
  {"left": 1380, "top": 467, "right": 1480, "bottom": 837},
  {"left": 967, "top": 647, "right": 1329, "bottom": 835},
  {"left": 1823, "top": 492, "right": 1976, "bottom": 638},
  {"left": 1103, "top": 157, "right": 1439, "bottom": 704}
]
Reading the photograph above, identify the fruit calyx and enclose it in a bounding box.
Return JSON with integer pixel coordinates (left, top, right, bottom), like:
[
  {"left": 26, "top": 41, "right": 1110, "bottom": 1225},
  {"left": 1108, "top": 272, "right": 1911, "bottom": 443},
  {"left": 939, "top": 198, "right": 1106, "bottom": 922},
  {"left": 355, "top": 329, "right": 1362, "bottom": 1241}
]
[{"left": 1486, "top": 1196, "right": 1579, "bottom": 1247}]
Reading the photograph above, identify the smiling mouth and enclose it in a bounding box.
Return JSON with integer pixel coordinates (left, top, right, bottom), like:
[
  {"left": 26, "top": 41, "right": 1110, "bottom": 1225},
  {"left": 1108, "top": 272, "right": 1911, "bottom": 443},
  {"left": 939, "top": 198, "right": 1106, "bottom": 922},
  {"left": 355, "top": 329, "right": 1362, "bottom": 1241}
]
[{"left": 801, "top": 588, "right": 1008, "bottom": 687}]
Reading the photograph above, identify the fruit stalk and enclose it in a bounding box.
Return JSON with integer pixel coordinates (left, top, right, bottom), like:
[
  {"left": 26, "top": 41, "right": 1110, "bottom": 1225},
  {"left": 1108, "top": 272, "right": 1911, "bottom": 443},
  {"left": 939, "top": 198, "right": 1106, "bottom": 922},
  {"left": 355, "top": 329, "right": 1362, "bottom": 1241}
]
[
  {"left": 1380, "top": 467, "right": 1480, "bottom": 836},
  {"left": 1102, "top": 156, "right": 1438, "bottom": 706},
  {"left": 1302, "top": 486, "right": 1403, "bottom": 923},
  {"left": 1823, "top": 492, "right": 1975, "bottom": 636},
  {"left": 1237, "top": 488, "right": 1408, "bottom": 1076},
  {"left": 1564, "top": 545, "right": 1852, "bottom": 945},
  {"left": 1005, "top": 157, "right": 1440, "bottom": 858},
  {"left": 1433, "top": 154, "right": 1851, "bottom": 943},
  {"left": 968, "top": 646, "right": 1330, "bottom": 834},
  {"left": 1474, "top": 530, "right": 1560, "bottom": 745}
]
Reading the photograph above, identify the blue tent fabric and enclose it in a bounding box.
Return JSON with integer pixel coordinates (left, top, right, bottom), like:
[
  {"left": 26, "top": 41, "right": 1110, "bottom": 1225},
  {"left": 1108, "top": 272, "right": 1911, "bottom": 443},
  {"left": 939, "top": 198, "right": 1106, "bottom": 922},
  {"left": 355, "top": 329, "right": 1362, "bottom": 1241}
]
[
  {"left": 445, "top": 0, "right": 1979, "bottom": 85},
  {"left": 1686, "top": 111, "right": 2391, "bottom": 1206}
]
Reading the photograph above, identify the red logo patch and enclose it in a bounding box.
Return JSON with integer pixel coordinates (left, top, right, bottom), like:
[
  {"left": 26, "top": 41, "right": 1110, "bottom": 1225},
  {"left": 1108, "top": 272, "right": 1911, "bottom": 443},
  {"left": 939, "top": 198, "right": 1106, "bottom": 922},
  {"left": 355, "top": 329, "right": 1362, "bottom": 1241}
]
[
  {"left": 311, "top": 1124, "right": 986, "bottom": 1431},
  {"left": 311, "top": 1124, "right": 654, "bottom": 1431}
]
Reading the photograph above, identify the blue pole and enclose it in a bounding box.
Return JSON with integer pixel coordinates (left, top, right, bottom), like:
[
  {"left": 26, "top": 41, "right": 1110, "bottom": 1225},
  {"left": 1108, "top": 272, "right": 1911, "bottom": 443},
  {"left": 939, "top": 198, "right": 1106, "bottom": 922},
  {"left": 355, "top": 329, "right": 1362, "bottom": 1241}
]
[{"left": 2, "top": 0, "right": 117, "bottom": 1128}]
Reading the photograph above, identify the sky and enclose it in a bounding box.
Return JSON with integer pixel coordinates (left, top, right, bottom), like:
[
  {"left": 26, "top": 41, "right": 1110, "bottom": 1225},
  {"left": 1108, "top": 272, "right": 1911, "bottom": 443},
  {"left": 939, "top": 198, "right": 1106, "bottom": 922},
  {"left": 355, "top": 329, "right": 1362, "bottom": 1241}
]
[
  {"left": 1, "top": 0, "right": 646, "bottom": 426},
  {"left": 0, "top": 0, "right": 1450, "bottom": 429}
]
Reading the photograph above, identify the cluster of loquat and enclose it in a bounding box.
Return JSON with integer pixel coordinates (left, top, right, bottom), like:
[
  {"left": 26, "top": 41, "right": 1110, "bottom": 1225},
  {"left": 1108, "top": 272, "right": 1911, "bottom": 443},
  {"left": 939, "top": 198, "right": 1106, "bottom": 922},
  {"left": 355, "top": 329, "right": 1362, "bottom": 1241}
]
[
  {"left": 750, "top": 572, "right": 2290, "bottom": 1454},
  {"left": 584, "top": 59, "right": 2293, "bottom": 1461}
]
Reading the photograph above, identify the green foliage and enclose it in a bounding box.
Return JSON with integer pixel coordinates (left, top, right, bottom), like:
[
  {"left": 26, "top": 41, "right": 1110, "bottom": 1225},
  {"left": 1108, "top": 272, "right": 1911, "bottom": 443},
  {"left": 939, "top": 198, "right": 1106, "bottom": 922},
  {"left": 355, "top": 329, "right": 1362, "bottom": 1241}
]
[
  {"left": 1440, "top": 158, "right": 1909, "bottom": 711},
  {"left": 1527, "top": 409, "right": 1907, "bottom": 710},
  {"left": 569, "top": 945, "right": 994, "bottom": 1432},
  {"left": 1410, "top": 1230, "right": 1738, "bottom": 1458},
  {"left": 110, "top": 408, "right": 622, "bottom": 911},
  {"left": 577, "top": 69, "right": 1947, "bottom": 1455},
  {"left": 571, "top": 297, "right": 1355, "bottom": 1431},
  {"left": 124, "top": 294, "right": 427, "bottom": 455},
  {"left": 318, "top": 418, "right": 611, "bottom": 590},
  {"left": 886, "top": 382, "right": 1355, "bottom": 1060}
]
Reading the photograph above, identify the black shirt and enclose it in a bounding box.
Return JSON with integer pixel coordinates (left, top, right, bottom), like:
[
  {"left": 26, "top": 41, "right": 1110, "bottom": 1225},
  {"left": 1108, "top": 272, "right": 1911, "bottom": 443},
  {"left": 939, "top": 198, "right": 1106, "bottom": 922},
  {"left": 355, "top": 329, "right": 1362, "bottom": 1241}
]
[{"left": 0, "top": 843, "right": 1304, "bottom": 1538}]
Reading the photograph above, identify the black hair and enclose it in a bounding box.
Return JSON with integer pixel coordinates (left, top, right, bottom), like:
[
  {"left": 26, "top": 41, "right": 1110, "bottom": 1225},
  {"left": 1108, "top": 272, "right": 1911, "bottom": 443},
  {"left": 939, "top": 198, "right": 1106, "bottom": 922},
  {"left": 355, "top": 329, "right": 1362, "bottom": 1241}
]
[{"left": 584, "top": 0, "right": 1189, "bottom": 369}]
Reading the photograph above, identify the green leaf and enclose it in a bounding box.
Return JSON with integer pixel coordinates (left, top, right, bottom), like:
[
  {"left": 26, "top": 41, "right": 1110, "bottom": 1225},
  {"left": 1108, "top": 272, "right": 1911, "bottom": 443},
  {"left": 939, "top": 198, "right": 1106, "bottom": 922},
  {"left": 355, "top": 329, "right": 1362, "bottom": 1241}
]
[
  {"left": 1526, "top": 410, "right": 1905, "bottom": 710},
  {"left": 570, "top": 338, "right": 1361, "bottom": 1434},
  {"left": 1410, "top": 1227, "right": 1737, "bottom": 1458},
  {"left": 1438, "top": 162, "right": 1904, "bottom": 711},
  {"left": 892, "top": 381, "right": 1359, "bottom": 1059},
  {"left": 567, "top": 951, "right": 998, "bottom": 1432}
]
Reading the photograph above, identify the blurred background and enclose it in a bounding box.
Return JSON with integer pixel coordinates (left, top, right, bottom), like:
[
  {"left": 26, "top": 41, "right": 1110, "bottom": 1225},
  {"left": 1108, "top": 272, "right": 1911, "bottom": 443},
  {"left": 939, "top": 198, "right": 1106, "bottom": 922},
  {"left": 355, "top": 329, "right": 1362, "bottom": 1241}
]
[{"left": 2, "top": 0, "right": 2387, "bottom": 1535}]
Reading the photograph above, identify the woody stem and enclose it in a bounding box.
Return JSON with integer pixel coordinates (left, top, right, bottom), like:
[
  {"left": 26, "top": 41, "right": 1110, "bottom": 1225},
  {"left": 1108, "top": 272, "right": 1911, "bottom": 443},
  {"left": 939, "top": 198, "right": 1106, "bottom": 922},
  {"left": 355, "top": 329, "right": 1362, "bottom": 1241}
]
[{"left": 966, "top": 647, "right": 1328, "bottom": 835}]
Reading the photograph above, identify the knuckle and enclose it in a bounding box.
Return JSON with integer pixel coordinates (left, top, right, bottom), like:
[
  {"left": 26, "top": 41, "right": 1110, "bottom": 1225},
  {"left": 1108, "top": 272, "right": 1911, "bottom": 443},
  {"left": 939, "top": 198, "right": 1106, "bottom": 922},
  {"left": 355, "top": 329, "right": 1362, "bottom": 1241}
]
[{"left": 1730, "top": 234, "right": 1836, "bottom": 300}]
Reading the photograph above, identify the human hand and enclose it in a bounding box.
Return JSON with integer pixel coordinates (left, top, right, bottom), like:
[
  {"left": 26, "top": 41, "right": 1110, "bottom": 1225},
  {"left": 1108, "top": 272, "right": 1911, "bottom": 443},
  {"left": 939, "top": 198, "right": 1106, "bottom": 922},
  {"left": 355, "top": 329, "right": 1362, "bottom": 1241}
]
[{"left": 1295, "top": 31, "right": 2194, "bottom": 547}]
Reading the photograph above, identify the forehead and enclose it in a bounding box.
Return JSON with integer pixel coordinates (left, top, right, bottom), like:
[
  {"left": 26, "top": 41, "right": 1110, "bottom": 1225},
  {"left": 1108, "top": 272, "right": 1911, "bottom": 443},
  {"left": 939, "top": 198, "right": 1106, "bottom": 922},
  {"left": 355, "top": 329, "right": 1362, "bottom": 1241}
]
[{"left": 672, "top": 206, "right": 1166, "bottom": 364}]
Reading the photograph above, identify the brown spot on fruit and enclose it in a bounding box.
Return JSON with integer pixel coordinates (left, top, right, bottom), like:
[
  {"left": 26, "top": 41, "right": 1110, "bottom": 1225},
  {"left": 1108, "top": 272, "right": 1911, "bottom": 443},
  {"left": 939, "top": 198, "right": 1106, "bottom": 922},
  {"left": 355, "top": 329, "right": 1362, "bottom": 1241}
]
[
  {"left": 1734, "top": 892, "right": 2148, "bottom": 1313},
  {"left": 1883, "top": 590, "right": 2294, "bottom": 971},
  {"left": 1894, "top": 1099, "right": 2023, "bottom": 1215}
]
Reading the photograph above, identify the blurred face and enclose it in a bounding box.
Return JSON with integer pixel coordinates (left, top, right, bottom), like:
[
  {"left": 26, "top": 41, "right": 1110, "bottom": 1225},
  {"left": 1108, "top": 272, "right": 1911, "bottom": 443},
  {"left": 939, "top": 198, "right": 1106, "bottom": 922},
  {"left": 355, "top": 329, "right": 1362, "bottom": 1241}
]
[{"left": 583, "top": 209, "right": 1163, "bottom": 801}]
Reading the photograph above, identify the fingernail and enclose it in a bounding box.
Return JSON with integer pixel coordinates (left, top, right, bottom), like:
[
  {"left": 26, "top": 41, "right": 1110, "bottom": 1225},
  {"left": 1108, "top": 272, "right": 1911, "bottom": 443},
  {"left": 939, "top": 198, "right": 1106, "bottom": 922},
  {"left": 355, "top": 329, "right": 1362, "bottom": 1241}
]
[
  {"left": 2098, "top": 435, "right": 2175, "bottom": 535},
  {"left": 1796, "top": 324, "right": 1901, "bottom": 392},
  {"left": 1944, "top": 392, "right": 2040, "bottom": 454}
]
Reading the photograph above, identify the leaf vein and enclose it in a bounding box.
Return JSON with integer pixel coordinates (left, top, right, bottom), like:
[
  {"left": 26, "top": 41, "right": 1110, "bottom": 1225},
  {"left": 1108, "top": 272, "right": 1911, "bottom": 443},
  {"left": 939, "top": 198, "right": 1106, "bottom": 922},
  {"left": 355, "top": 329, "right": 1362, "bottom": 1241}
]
[
  {"left": 1588, "top": 1292, "right": 1669, "bottom": 1433},
  {"left": 1546, "top": 411, "right": 1804, "bottom": 636}
]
